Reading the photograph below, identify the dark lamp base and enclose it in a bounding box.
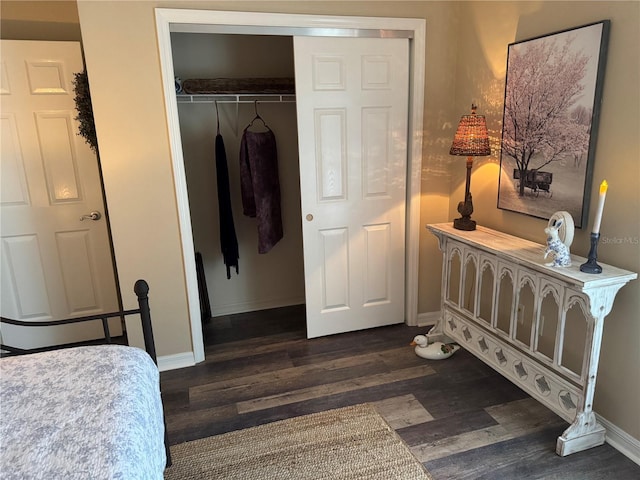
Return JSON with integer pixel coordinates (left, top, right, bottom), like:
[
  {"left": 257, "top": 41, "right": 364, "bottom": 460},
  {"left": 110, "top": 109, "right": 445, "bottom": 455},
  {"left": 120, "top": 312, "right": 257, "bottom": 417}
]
[
  {"left": 454, "top": 185, "right": 475, "bottom": 231},
  {"left": 454, "top": 216, "right": 476, "bottom": 231}
]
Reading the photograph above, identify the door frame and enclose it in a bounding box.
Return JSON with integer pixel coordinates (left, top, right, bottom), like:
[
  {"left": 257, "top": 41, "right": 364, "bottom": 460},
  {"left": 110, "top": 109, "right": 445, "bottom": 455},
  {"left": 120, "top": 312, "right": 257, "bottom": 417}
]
[{"left": 155, "top": 9, "right": 426, "bottom": 363}]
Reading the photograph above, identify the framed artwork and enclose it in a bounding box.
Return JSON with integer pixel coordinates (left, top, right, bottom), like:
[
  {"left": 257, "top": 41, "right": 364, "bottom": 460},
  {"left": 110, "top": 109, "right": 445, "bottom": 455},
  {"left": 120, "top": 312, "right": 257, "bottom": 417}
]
[{"left": 497, "top": 21, "right": 610, "bottom": 228}]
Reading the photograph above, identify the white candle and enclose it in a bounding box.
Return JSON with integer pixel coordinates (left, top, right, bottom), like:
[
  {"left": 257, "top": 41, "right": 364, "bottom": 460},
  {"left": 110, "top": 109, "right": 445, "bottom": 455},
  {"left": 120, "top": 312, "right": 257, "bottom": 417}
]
[{"left": 592, "top": 180, "right": 608, "bottom": 234}]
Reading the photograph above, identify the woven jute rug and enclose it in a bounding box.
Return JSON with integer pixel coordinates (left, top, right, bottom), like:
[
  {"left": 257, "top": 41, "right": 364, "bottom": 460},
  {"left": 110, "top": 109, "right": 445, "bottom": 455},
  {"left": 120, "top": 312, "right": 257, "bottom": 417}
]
[{"left": 164, "top": 403, "right": 433, "bottom": 480}]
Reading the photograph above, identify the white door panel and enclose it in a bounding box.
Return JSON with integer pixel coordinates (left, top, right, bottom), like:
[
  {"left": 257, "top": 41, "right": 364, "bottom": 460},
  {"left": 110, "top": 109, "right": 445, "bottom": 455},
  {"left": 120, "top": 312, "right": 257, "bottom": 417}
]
[
  {"left": 0, "top": 40, "right": 119, "bottom": 349},
  {"left": 294, "top": 36, "right": 409, "bottom": 338}
]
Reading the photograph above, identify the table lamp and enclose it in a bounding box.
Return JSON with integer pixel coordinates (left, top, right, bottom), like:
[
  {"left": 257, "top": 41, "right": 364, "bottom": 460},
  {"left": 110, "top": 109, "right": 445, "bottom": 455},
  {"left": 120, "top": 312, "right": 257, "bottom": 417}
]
[{"left": 449, "top": 104, "right": 491, "bottom": 231}]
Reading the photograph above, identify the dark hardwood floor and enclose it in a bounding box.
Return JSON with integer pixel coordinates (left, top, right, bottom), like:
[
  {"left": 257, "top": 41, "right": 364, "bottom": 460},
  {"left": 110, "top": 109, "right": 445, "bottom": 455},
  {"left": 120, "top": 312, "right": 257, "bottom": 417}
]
[{"left": 160, "top": 305, "right": 640, "bottom": 479}]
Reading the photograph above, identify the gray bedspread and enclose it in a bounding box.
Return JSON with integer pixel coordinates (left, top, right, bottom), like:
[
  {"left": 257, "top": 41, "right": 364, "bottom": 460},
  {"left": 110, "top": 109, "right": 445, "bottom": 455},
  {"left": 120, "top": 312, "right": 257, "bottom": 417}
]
[{"left": 0, "top": 345, "right": 166, "bottom": 479}]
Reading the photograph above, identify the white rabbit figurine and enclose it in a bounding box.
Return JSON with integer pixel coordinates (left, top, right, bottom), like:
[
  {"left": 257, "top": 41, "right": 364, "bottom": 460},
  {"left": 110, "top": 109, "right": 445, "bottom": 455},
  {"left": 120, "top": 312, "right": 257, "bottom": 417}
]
[{"left": 544, "top": 219, "right": 571, "bottom": 267}]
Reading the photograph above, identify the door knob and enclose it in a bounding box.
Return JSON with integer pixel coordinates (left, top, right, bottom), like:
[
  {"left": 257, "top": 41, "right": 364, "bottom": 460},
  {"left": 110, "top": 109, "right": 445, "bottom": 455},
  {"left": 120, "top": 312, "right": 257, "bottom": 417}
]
[
  {"left": 80, "top": 211, "right": 102, "bottom": 221},
  {"left": 306, "top": 214, "right": 314, "bottom": 221}
]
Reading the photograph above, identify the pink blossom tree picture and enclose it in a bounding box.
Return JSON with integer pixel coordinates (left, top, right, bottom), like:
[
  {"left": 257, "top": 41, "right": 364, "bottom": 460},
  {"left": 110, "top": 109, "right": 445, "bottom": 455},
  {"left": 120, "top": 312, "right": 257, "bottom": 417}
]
[{"left": 497, "top": 21, "right": 610, "bottom": 228}]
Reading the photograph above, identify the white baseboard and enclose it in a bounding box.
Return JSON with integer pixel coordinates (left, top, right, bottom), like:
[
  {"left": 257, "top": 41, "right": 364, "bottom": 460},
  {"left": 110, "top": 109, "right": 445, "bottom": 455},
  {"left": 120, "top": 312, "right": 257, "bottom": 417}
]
[
  {"left": 157, "top": 351, "right": 195, "bottom": 372},
  {"left": 211, "top": 296, "right": 305, "bottom": 317},
  {"left": 597, "top": 413, "right": 640, "bottom": 465},
  {"left": 415, "top": 311, "right": 440, "bottom": 328}
]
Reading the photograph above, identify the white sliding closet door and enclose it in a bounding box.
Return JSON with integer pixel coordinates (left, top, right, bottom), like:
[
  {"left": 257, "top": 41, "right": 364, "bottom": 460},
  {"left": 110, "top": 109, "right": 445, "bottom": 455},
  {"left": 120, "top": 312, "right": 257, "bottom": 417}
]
[{"left": 294, "top": 36, "right": 409, "bottom": 338}]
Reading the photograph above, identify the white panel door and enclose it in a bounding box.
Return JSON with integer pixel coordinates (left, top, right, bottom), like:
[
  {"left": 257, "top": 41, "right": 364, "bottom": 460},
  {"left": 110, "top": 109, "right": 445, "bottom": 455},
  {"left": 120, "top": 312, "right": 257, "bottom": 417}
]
[
  {"left": 0, "top": 40, "right": 120, "bottom": 349},
  {"left": 294, "top": 36, "right": 409, "bottom": 338}
]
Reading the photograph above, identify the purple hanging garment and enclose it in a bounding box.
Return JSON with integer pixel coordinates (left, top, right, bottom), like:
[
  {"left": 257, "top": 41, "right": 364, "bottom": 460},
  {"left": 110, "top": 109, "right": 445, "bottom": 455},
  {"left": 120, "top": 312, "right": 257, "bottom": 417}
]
[{"left": 239, "top": 127, "right": 283, "bottom": 253}]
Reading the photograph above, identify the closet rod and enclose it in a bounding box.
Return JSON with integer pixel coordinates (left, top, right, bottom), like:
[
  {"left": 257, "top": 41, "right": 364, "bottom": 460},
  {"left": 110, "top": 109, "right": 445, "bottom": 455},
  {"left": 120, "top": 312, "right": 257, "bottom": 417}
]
[{"left": 177, "top": 94, "right": 295, "bottom": 104}]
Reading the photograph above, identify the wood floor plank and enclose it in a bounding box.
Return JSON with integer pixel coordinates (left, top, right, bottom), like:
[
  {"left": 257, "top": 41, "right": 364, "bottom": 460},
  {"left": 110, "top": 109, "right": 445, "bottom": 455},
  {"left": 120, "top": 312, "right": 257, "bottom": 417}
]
[
  {"left": 236, "top": 364, "right": 436, "bottom": 413},
  {"left": 373, "top": 394, "right": 434, "bottom": 429},
  {"left": 191, "top": 346, "right": 413, "bottom": 396},
  {"left": 382, "top": 347, "right": 433, "bottom": 370},
  {"left": 188, "top": 358, "right": 389, "bottom": 409},
  {"left": 188, "top": 346, "right": 420, "bottom": 409},
  {"left": 425, "top": 426, "right": 640, "bottom": 479},
  {"left": 397, "top": 408, "right": 498, "bottom": 447},
  {"left": 412, "top": 371, "right": 529, "bottom": 419},
  {"left": 411, "top": 424, "right": 512, "bottom": 463},
  {"left": 287, "top": 325, "right": 424, "bottom": 366},
  {"left": 204, "top": 305, "right": 306, "bottom": 345},
  {"left": 203, "top": 334, "right": 307, "bottom": 363},
  {"left": 161, "top": 350, "right": 294, "bottom": 391},
  {"left": 485, "top": 397, "right": 567, "bottom": 435},
  {"left": 170, "top": 377, "right": 435, "bottom": 442},
  {"left": 424, "top": 426, "right": 561, "bottom": 479},
  {"left": 165, "top": 403, "right": 238, "bottom": 442},
  {"left": 427, "top": 348, "right": 505, "bottom": 383},
  {"left": 410, "top": 397, "right": 569, "bottom": 464},
  {"left": 161, "top": 389, "right": 190, "bottom": 411}
]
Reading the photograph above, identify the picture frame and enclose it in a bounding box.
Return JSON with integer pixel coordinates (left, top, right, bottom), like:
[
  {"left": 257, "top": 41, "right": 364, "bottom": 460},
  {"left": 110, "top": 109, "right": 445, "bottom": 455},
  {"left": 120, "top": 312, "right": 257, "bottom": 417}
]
[{"left": 497, "top": 21, "right": 610, "bottom": 228}]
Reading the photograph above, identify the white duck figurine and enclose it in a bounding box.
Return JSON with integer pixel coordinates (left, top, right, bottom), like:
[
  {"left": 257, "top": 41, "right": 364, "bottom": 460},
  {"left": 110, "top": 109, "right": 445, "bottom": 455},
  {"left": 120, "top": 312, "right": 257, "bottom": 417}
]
[{"left": 410, "top": 335, "right": 460, "bottom": 360}]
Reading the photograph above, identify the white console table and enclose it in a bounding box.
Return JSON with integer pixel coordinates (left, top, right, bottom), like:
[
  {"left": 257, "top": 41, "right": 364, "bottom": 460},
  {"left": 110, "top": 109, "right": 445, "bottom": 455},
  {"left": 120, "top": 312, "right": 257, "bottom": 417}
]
[{"left": 426, "top": 223, "right": 637, "bottom": 456}]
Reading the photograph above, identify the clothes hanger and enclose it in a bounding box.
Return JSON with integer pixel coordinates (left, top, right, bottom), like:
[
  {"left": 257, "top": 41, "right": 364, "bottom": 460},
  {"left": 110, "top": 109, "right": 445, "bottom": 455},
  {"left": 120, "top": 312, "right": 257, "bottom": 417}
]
[
  {"left": 248, "top": 100, "right": 269, "bottom": 130},
  {"left": 215, "top": 100, "right": 220, "bottom": 135}
]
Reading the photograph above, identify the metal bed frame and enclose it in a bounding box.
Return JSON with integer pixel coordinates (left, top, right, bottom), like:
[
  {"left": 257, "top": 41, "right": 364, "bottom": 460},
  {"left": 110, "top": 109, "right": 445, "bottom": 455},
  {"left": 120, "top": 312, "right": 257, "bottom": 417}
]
[{"left": 0, "top": 279, "right": 172, "bottom": 467}]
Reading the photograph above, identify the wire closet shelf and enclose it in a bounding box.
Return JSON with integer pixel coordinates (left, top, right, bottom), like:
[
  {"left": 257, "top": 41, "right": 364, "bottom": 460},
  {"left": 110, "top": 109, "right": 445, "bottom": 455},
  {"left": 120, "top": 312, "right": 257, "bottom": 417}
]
[{"left": 176, "top": 93, "right": 296, "bottom": 104}]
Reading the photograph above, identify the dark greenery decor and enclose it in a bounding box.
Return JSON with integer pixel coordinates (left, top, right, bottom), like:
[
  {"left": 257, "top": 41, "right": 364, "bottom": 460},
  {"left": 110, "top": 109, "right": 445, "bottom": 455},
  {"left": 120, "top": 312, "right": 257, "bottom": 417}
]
[{"left": 72, "top": 69, "right": 98, "bottom": 154}]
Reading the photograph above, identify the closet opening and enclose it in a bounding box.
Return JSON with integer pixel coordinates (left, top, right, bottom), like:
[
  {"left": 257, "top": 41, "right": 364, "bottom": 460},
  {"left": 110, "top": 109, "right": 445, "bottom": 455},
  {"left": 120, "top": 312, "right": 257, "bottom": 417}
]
[
  {"left": 171, "top": 32, "right": 306, "bottom": 347},
  {"left": 156, "top": 9, "right": 426, "bottom": 364}
]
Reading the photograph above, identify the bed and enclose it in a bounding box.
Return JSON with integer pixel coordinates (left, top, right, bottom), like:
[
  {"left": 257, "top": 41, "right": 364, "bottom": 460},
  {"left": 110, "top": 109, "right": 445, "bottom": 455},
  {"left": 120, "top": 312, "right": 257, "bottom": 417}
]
[{"left": 0, "top": 280, "right": 169, "bottom": 479}]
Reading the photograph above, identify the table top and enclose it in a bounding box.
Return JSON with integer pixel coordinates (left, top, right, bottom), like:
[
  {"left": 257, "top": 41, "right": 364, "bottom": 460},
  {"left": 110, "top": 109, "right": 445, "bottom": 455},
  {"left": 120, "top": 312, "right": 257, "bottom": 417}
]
[{"left": 427, "top": 223, "right": 637, "bottom": 290}]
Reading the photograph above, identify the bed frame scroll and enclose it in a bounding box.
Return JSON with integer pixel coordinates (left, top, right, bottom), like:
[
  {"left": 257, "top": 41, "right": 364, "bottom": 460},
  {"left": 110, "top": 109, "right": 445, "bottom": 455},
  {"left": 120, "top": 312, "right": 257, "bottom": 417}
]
[{"left": 1, "top": 279, "right": 155, "bottom": 358}]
